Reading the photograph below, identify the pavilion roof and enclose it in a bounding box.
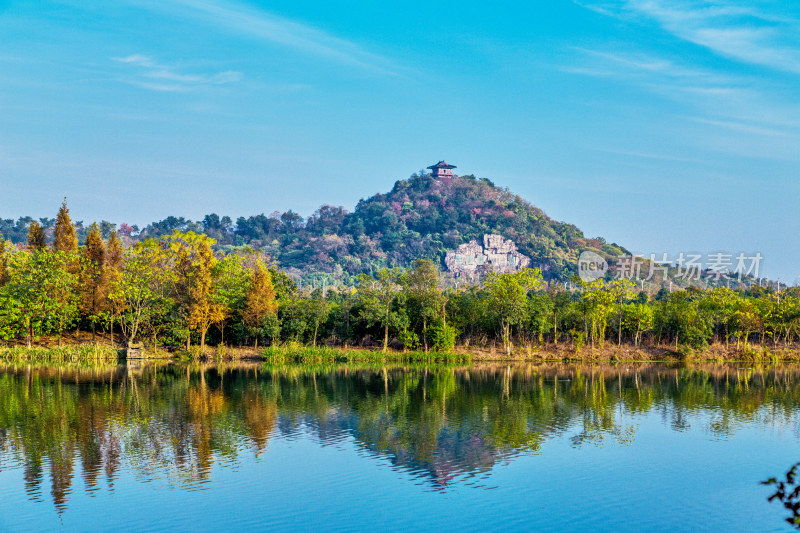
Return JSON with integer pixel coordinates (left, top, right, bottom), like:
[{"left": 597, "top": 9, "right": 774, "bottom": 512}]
[{"left": 427, "top": 161, "right": 457, "bottom": 169}]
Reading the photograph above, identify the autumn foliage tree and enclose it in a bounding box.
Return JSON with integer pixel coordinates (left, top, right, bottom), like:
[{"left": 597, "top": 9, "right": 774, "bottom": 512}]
[
  {"left": 27, "top": 221, "right": 46, "bottom": 250},
  {"left": 80, "top": 222, "right": 108, "bottom": 342},
  {"left": 53, "top": 198, "right": 78, "bottom": 253},
  {"left": 177, "top": 233, "right": 226, "bottom": 353},
  {"left": 0, "top": 237, "right": 9, "bottom": 286},
  {"left": 104, "top": 229, "right": 124, "bottom": 346},
  {"left": 243, "top": 258, "right": 278, "bottom": 348}
]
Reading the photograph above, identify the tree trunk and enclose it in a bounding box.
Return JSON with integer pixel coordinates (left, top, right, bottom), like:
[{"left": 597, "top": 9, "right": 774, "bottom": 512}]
[
  {"left": 553, "top": 311, "right": 558, "bottom": 346},
  {"left": 383, "top": 309, "right": 389, "bottom": 353},
  {"left": 313, "top": 323, "right": 319, "bottom": 347},
  {"left": 200, "top": 329, "right": 206, "bottom": 354}
]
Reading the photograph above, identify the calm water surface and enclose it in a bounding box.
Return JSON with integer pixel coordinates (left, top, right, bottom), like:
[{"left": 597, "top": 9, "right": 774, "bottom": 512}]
[{"left": 0, "top": 362, "right": 798, "bottom": 531}]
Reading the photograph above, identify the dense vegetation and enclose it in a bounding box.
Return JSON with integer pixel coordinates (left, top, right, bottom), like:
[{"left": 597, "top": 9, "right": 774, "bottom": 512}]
[
  {"left": 1, "top": 172, "right": 627, "bottom": 283},
  {"left": 0, "top": 200, "right": 798, "bottom": 357}
]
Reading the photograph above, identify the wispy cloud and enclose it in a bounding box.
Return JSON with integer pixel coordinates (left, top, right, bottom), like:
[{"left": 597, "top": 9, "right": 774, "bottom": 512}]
[
  {"left": 590, "top": 147, "right": 702, "bottom": 163},
  {"left": 567, "top": 1, "right": 800, "bottom": 160},
  {"left": 127, "top": 0, "right": 402, "bottom": 76},
  {"left": 692, "top": 117, "right": 789, "bottom": 137},
  {"left": 580, "top": 0, "right": 800, "bottom": 73},
  {"left": 569, "top": 47, "right": 730, "bottom": 81},
  {"left": 113, "top": 54, "right": 242, "bottom": 91},
  {"left": 562, "top": 44, "right": 800, "bottom": 160}
]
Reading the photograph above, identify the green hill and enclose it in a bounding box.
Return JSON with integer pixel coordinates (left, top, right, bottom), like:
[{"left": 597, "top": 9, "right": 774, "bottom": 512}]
[
  {"left": 1, "top": 170, "right": 628, "bottom": 284},
  {"left": 228, "top": 171, "right": 627, "bottom": 282}
]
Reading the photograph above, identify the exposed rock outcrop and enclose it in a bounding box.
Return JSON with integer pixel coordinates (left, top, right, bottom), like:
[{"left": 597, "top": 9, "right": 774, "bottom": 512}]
[{"left": 445, "top": 234, "right": 530, "bottom": 278}]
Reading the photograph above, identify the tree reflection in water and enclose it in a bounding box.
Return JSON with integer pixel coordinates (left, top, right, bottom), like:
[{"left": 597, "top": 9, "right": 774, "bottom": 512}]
[{"left": 1, "top": 362, "right": 800, "bottom": 511}]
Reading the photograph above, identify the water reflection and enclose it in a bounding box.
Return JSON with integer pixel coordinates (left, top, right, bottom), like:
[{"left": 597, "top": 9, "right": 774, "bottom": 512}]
[{"left": 1, "top": 362, "right": 800, "bottom": 511}]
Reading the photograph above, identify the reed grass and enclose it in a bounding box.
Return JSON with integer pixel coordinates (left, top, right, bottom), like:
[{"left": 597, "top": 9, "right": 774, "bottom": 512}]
[
  {"left": 260, "top": 344, "right": 471, "bottom": 365},
  {"left": 0, "top": 345, "right": 120, "bottom": 364}
]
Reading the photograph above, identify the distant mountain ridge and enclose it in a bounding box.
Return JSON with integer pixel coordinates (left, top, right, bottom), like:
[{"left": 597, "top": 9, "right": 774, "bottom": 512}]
[{"left": 0, "top": 169, "right": 628, "bottom": 284}]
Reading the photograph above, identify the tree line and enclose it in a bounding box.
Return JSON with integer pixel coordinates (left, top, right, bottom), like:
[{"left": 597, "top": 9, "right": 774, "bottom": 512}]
[{"left": 1, "top": 201, "right": 798, "bottom": 354}]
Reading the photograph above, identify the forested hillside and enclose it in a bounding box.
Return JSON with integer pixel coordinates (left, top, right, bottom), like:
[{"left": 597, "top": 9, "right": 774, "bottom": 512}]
[{"left": 1, "top": 172, "right": 626, "bottom": 283}]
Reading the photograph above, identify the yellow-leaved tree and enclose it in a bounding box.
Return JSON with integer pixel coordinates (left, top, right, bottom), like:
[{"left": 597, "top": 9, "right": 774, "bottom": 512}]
[
  {"left": 168, "top": 231, "right": 226, "bottom": 354},
  {"left": 27, "top": 221, "right": 46, "bottom": 250},
  {"left": 79, "top": 222, "right": 108, "bottom": 343},
  {"left": 243, "top": 257, "right": 278, "bottom": 348},
  {"left": 53, "top": 198, "right": 78, "bottom": 253},
  {"left": 105, "top": 229, "right": 124, "bottom": 347}
]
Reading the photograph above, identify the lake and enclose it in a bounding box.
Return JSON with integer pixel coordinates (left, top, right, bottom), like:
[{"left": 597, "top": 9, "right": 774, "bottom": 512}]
[{"left": 0, "top": 362, "right": 798, "bottom": 531}]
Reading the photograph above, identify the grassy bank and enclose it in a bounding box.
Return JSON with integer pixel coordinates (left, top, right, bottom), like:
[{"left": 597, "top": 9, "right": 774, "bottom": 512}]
[
  {"left": 0, "top": 345, "right": 120, "bottom": 365},
  {"left": 2, "top": 339, "right": 800, "bottom": 365},
  {"left": 260, "top": 345, "right": 471, "bottom": 365}
]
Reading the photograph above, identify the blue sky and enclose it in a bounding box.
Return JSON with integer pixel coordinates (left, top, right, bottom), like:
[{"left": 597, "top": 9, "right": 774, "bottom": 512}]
[{"left": 0, "top": 0, "right": 798, "bottom": 281}]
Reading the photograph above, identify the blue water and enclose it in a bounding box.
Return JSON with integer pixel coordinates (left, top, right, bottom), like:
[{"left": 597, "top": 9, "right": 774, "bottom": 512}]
[{"left": 0, "top": 364, "right": 797, "bottom": 531}]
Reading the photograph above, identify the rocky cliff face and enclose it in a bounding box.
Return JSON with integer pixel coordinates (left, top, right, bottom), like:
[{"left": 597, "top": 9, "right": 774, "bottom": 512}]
[{"left": 445, "top": 234, "right": 530, "bottom": 279}]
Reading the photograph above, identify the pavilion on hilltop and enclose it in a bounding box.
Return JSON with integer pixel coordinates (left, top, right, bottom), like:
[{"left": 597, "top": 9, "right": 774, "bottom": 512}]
[{"left": 427, "top": 161, "right": 457, "bottom": 178}]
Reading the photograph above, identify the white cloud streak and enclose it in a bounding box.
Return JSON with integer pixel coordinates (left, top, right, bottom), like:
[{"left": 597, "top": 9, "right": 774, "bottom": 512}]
[
  {"left": 127, "top": 0, "right": 402, "bottom": 76},
  {"left": 581, "top": 0, "right": 800, "bottom": 73},
  {"left": 568, "top": 1, "right": 800, "bottom": 159},
  {"left": 113, "top": 54, "right": 242, "bottom": 91}
]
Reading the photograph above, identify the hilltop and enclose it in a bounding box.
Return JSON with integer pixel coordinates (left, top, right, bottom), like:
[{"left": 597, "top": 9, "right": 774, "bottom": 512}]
[
  {"left": 1, "top": 168, "right": 627, "bottom": 284},
  {"left": 185, "top": 170, "right": 627, "bottom": 283}
]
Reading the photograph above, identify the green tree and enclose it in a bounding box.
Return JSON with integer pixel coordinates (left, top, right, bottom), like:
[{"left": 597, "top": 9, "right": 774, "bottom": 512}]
[
  {"left": 109, "top": 239, "right": 171, "bottom": 346},
  {"left": 528, "top": 292, "right": 554, "bottom": 344},
  {"left": 609, "top": 279, "right": 636, "bottom": 346},
  {"left": 580, "top": 279, "right": 616, "bottom": 349},
  {"left": 621, "top": 303, "right": 654, "bottom": 347},
  {"left": 357, "top": 267, "right": 402, "bottom": 352},
  {"left": 655, "top": 291, "right": 712, "bottom": 348},
  {"left": 306, "top": 289, "right": 331, "bottom": 347},
  {"left": 430, "top": 318, "right": 456, "bottom": 351},
  {"left": 448, "top": 285, "right": 489, "bottom": 347},
  {"left": 484, "top": 268, "right": 544, "bottom": 355},
  {"left": 1, "top": 249, "right": 78, "bottom": 347},
  {"left": 403, "top": 259, "right": 444, "bottom": 352},
  {"left": 280, "top": 291, "right": 309, "bottom": 343},
  {"left": 211, "top": 254, "right": 249, "bottom": 346},
  {"left": 550, "top": 289, "right": 572, "bottom": 345}
]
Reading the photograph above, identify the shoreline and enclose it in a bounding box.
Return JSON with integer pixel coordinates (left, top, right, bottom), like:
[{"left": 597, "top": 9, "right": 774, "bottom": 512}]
[{"left": 2, "top": 335, "right": 800, "bottom": 365}]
